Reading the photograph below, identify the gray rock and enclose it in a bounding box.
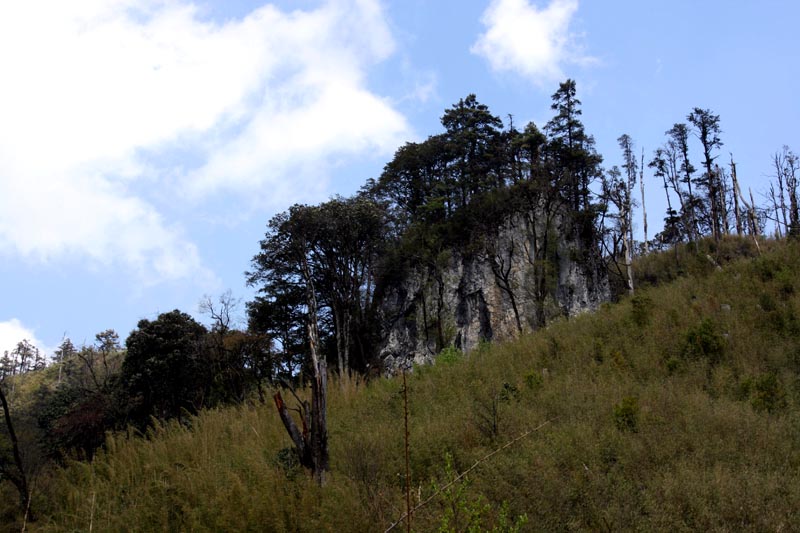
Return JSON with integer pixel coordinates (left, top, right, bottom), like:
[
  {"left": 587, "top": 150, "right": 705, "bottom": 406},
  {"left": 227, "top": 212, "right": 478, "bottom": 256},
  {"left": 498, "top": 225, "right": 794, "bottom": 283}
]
[{"left": 377, "top": 209, "right": 610, "bottom": 373}]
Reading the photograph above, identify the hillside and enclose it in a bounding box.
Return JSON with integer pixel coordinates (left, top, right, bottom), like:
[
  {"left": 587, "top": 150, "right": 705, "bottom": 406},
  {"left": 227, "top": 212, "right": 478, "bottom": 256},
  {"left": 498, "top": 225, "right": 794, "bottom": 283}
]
[{"left": 8, "top": 237, "right": 798, "bottom": 531}]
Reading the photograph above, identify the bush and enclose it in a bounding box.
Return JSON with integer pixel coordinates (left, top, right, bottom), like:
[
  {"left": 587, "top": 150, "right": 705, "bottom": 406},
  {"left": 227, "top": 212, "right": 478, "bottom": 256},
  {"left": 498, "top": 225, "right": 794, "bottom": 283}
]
[
  {"left": 613, "top": 396, "right": 639, "bottom": 433},
  {"left": 750, "top": 374, "right": 788, "bottom": 413},
  {"left": 437, "top": 346, "right": 462, "bottom": 365},
  {"left": 630, "top": 293, "right": 653, "bottom": 327},
  {"left": 682, "top": 319, "right": 725, "bottom": 365}
]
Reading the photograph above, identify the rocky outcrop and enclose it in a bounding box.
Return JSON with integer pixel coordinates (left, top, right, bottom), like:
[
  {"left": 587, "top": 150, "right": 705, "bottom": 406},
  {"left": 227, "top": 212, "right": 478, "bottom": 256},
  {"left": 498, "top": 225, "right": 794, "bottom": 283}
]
[{"left": 377, "top": 209, "right": 609, "bottom": 372}]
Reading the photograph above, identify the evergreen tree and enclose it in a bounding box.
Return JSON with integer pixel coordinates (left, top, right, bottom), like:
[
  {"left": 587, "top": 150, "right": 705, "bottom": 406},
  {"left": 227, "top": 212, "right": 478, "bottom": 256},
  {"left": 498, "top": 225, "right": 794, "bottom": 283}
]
[
  {"left": 545, "top": 79, "right": 603, "bottom": 241},
  {"left": 122, "top": 310, "right": 208, "bottom": 425},
  {"left": 667, "top": 123, "right": 700, "bottom": 241},
  {"left": 688, "top": 108, "right": 724, "bottom": 240},
  {"left": 440, "top": 94, "right": 504, "bottom": 204}
]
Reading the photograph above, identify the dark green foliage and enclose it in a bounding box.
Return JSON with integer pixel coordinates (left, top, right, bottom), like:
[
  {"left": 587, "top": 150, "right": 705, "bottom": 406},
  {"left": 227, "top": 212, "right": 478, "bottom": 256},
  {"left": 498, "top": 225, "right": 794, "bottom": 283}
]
[
  {"left": 524, "top": 369, "right": 544, "bottom": 390},
  {"left": 629, "top": 293, "right": 653, "bottom": 327},
  {"left": 687, "top": 108, "right": 724, "bottom": 240},
  {"left": 682, "top": 318, "right": 725, "bottom": 365},
  {"left": 35, "top": 385, "right": 118, "bottom": 460},
  {"left": 473, "top": 383, "right": 519, "bottom": 441},
  {"left": 613, "top": 396, "right": 640, "bottom": 432},
  {"left": 247, "top": 195, "right": 388, "bottom": 375},
  {"left": 739, "top": 374, "right": 788, "bottom": 413},
  {"left": 370, "top": 82, "right": 605, "bottom": 328},
  {"left": 121, "top": 310, "right": 208, "bottom": 426},
  {"left": 273, "top": 446, "right": 303, "bottom": 480}
]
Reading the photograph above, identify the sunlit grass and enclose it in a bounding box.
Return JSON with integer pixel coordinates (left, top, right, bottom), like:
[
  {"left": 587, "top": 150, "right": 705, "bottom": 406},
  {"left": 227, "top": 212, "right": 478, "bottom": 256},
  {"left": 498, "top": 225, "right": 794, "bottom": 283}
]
[{"left": 14, "top": 237, "right": 800, "bottom": 531}]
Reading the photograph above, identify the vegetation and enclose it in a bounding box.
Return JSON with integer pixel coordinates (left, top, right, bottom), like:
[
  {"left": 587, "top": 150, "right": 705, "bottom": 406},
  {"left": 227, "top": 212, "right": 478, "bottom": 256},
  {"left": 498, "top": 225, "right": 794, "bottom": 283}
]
[
  {"left": 0, "top": 237, "right": 795, "bottom": 530},
  {"left": 2, "top": 78, "right": 800, "bottom": 530}
]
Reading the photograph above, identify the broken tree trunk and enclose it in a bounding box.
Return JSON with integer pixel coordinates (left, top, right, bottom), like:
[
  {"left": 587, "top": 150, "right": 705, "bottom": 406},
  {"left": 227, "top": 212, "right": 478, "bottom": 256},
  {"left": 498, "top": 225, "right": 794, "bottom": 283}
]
[
  {"left": 640, "top": 148, "right": 649, "bottom": 253},
  {"left": 273, "top": 391, "right": 310, "bottom": 467}
]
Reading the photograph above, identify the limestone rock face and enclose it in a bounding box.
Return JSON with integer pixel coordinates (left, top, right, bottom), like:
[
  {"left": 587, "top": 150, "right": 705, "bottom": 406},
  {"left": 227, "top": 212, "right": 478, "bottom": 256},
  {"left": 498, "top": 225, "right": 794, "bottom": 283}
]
[{"left": 377, "top": 210, "right": 609, "bottom": 372}]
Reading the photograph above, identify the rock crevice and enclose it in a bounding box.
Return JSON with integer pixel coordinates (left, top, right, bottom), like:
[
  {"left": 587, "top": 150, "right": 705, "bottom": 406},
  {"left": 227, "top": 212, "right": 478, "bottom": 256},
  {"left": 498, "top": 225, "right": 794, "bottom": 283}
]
[{"left": 378, "top": 209, "right": 609, "bottom": 371}]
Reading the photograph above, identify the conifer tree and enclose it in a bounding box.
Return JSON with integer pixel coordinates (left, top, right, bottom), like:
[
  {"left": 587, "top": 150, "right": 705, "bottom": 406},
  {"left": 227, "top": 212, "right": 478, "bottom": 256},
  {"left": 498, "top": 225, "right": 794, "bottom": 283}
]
[{"left": 688, "top": 108, "right": 724, "bottom": 240}]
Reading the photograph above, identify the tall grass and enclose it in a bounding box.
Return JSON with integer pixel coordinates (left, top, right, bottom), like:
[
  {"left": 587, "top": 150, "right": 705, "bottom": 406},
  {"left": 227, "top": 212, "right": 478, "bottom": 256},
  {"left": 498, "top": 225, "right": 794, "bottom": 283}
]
[{"left": 17, "top": 238, "right": 800, "bottom": 531}]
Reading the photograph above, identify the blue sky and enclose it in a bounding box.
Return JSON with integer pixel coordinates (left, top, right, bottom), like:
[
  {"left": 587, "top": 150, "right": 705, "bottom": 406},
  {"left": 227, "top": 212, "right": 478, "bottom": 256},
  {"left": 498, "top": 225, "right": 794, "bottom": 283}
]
[{"left": 1, "top": 0, "right": 798, "bottom": 355}]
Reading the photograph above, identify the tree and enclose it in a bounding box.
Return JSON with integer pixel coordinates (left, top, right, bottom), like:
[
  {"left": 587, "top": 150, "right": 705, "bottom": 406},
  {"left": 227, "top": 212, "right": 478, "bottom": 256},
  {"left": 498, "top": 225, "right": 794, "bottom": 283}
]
[
  {"left": 511, "top": 121, "right": 547, "bottom": 182},
  {"left": 0, "top": 351, "right": 14, "bottom": 380},
  {"left": 374, "top": 136, "right": 449, "bottom": 228},
  {"left": 8, "top": 340, "right": 40, "bottom": 376},
  {"left": 248, "top": 196, "right": 388, "bottom": 377},
  {"left": 121, "top": 310, "right": 208, "bottom": 425},
  {"left": 613, "top": 134, "right": 638, "bottom": 294},
  {"left": 688, "top": 108, "right": 724, "bottom": 240},
  {"left": 618, "top": 134, "right": 638, "bottom": 247},
  {"left": 53, "top": 337, "right": 76, "bottom": 384},
  {"left": 649, "top": 141, "right": 685, "bottom": 245},
  {"left": 248, "top": 205, "right": 332, "bottom": 484},
  {"left": 601, "top": 165, "right": 634, "bottom": 294},
  {"left": 74, "top": 330, "right": 120, "bottom": 393},
  {"left": 771, "top": 146, "right": 800, "bottom": 238},
  {"left": 440, "top": 94, "right": 504, "bottom": 203},
  {"left": 200, "top": 292, "right": 275, "bottom": 404},
  {"left": 545, "top": 79, "right": 603, "bottom": 215},
  {"left": 247, "top": 285, "right": 307, "bottom": 381},
  {"left": 666, "top": 123, "right": 700, "bottom": 241},
  {"left": 0, "top": 377, "right": 32, "bottom": 520}
]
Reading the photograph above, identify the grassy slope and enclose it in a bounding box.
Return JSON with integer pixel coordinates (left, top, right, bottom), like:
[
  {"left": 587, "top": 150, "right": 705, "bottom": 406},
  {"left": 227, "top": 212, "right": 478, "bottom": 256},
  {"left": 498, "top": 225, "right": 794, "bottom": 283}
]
[{"left": 21, "top": 238, "right": 800, "bottom": 531}]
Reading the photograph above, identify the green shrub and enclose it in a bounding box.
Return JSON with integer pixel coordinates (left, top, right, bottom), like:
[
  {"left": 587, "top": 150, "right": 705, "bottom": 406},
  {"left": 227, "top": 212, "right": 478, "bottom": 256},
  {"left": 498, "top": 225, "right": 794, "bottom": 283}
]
[
  {"left": 613, "top": 396, "right": 639, "bottom": 433},
  {"left": 432, "top": 453, "right": 527, "bottom": 533},
  {"left": 273, "top": 446, "right": 302, "bottom": 480},
  {"left": 775, "top": 268, "right": 795, "bottom": 297},
  {"left": 759, "top": 292, "right": 776, "bottom": 312},
  {"left": 630, "top": 293, "right": 653, "bottom": 327},
  {"left": 682, "top": 319, "right": 725, "bottom": 365},
  {"left": 524, "top": 370, "right": 544, "bottom": 391},
  {"left": 750, "top": 374, "right": 788, "bottom": 413},
  {"left": 437, "top": 345, "right": 462, "bottom": 365},
  {"left": 665, "top": 356, "right": 681, "bottom": 374}
]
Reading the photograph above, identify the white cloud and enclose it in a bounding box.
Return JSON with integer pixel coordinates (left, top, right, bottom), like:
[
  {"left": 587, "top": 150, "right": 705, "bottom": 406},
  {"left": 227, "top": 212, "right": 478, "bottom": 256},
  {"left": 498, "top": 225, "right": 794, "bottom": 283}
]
[
  {"left": 0, "top": 0, "right": 411, "bottom": 282},
  {"left": 471, "top": 0, "right": 590, "bottom": 86},
  {"left": 0, "top": 319, "right": 47, "bottom": 358},
  {"left": 185, "top": 0, "right": 411, "bottom": 201}
]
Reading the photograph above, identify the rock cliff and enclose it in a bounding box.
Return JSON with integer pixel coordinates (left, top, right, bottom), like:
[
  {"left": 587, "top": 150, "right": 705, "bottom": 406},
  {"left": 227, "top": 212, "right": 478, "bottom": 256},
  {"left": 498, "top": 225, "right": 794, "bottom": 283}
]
[{"left": 377, "top": 208, "right": 609, "bottom": 371}]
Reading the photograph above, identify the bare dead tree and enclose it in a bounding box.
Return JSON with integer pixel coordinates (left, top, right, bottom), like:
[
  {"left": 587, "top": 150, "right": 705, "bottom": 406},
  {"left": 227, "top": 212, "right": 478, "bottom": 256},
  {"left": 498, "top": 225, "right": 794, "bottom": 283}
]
[
  {"left": 199, "top": 290, "right": 240, "bottom": 335},
  {"left": 640, "top": 148, "right": 649, "bottom": 253},
  {"left": 772, "top": 146, "right": 800, "bottom": 238},
  {"left": 730, "top": 155, "right": 743, "bottom": 235},
  {"left": 768, "top": 183, "right": 784, "bottom": 238},
  {"left": 772, "top": 151, "right": 790, "bottom": 235}
]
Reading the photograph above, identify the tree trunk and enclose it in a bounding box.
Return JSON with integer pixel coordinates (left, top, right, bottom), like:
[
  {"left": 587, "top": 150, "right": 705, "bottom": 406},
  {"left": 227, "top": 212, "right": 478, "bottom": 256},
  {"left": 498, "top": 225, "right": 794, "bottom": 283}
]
[
  {"left": 640, "top": 149, "right": 649, "bottom": 253},
  {"left": 303, "top": 258, "right": 329, "bottom": 485},
  {"left": 490, "top": 240, "right": 523, "bottom": 334},
  {"left": 621, "top": 204, "right": 634, "bottom": 296},
  {"left": 730, "top": 156, "right": 743, "bottom": 236},
  {"left": 0, "top": 383, "right": 32, "bottom": 520},
  {"left": 310, "top": 361, "right": 328, "bottom": 485},
  {"left": 333, "top": 306, "right": 344, "bottom": 377},
  {"left": 270, "top": 249, "right": 330, "bottom": 485},
  {"left": 273, "top": 391, "right": 309, "bottom": 466}
]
